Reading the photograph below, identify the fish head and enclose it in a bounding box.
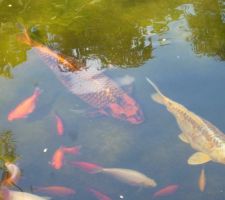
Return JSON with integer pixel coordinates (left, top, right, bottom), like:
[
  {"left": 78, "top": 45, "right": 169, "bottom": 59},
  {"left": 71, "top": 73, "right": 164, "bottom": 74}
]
[
  {"left": 144, "top": 179, "right": 157, "bottom": 187},
  {"left": 104, "top": 94, "right": 144, "bottom": 124}
]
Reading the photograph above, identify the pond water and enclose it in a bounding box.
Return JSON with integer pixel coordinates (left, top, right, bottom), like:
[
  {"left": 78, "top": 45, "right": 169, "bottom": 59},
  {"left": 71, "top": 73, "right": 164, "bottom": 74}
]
[{"left": 0, "top": 0, "right": 225, "bottom": 199}]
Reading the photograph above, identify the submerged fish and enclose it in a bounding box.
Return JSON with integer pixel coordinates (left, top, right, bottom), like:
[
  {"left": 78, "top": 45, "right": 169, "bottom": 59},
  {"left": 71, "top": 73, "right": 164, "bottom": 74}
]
[
  {"left": 55, "top": 114, "right": 64, "bottom": 136},
  {"left": 198, "top": 168, "right": 206, "bottom": 192},
  {"left": 146, "top": 77, "right": 225, "bottom": 165},
  {"left": 153, "top": 184, "right": 179, "bottom": 198},
  {"left": 50, "top": 147, "right": 64, "bottom": 170},
  {"left": 19, "top": 27, "right": 144, "bottom": 124},
  {"left": 1, "top": 187, "right": 50, "bottom": 200},
  {"left": 69, "top": 161, "right": 102, "bottom": 174},
  {"left": 8, "top": 87, "right": 41, "bottom": 121},
  {"left": 50, "top": 146, "right": 80, "bottom": 169},
  {"left": 2, "top": 162, "right": 21, "bottom": 186},
  {"left": 61, "top": 145, "right": 80, "bottom": 155},
  {"left": 34, "top": 186, "right": 76, "bottom": 196},
  {"left": 98, "top": 168, "right": 156, "bottom": 187},
  {"left": 88, "top": 188, "right": 111, "bottom": 200}
]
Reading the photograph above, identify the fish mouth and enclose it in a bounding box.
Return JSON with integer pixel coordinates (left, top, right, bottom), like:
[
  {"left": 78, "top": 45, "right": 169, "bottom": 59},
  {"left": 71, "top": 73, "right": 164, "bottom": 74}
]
[{"left": 127, "top": 110, "right": 144, "bottom": 124}]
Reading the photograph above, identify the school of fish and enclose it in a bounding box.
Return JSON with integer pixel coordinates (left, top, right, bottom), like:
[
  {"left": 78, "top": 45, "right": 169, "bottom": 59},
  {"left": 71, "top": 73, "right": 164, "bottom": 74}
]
[{"left": 1, "top": 25, "right": 224, "bottom": 199}]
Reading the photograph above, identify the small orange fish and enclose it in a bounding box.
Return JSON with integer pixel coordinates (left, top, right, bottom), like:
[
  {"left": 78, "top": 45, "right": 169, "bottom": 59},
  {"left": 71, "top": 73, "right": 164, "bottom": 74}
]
[
  {"left": 69, "top": 161, "right": 102, "bottom": 174},
  {"left": 8, "top": 87, "right": 41, "bottom": 121},
  {"left": 198, "top": 168, "right": 206, "bottom": 192},
  {"left": 50, "top": 147, "right": 64, "bottom": 170},
  {"left": 55, "top": 114, "right": 64, "bottom": 136},
  {"left": 61, "top": 146, "right": 80, "bottom": 155},
  {"left": 34, "top": 186, "right": 76, "bottom": 196},
  {"left": 88, "top": 188, "right": 111, "bottom": 200},
  {"left": 153, "top": 184, "right": 179, "bottom": 198}
]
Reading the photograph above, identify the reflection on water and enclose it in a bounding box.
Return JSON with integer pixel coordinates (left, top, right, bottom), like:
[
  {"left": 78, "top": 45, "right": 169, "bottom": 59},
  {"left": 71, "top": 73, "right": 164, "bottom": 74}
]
[{"left": 0, "top": 0, "right": 224, "bottom": 199}]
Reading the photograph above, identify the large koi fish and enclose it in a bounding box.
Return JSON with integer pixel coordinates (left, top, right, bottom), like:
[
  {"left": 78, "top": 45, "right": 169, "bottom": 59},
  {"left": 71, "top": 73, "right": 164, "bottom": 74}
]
[
  {"left": 18, "top": 28, "right": 144, "bottom": 124},
  {"left": 146, "top": 77, "right": 225, "bottom": 165}
]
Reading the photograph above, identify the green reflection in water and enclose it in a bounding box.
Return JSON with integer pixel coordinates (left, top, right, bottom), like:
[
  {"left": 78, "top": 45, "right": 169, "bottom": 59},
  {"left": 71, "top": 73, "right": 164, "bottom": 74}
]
[
  {"left": 0, "top": 0, "right": 224, "bottom": 77},
  {"left": 0, "top": 130, "right": 17, "bottom": 167}
]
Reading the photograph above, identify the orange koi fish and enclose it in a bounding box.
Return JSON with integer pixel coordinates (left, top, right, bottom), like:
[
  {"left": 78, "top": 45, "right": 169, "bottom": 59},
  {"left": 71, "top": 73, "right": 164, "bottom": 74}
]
[
  {"left": 34, "top": 186, "right": 76, "bottom": 196},
  {"left": 61, "top": 145, "right": 80, "bottom": 155},
  {"left": 69, "top": 161, "right": 102, "bottom": 174},
  {"left": 88, "top": 188, "right": 111, "bottom": 200},
  {"left": 2, "top": 162, "right": 21, "bottom": 186},
  {"left": 153, "top": 184, "right": 179, "bottom": 198},
  {"left": 198, "top": 168, "right": 206, "bottom": 192},
  {"left": 19, "top": 27, "right": 144, "bottom": 124},
  {"left": 8, "top": 87, "right": 41, "bottom": 121},
  {"left": 55, "top": 114, "right": 64, "bottom": 136},
  {"left": 50, "top": 147, "right": 64, "bottom": 170}
]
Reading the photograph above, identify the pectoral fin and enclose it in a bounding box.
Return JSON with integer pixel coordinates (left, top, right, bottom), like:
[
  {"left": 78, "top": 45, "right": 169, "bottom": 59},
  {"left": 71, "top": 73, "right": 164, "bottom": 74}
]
[
  {"left": 188, "top": 152, "right": 211, "bottom": 165},
  {"left": 178, "top": 133, "right": 189, "bottom": 143}
]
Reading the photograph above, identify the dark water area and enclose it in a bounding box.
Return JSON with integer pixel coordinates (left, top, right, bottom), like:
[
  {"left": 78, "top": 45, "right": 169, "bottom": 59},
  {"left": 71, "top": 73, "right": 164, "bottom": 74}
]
[{"left": 0, "top": 0, "right": 225, "bottom": 199}]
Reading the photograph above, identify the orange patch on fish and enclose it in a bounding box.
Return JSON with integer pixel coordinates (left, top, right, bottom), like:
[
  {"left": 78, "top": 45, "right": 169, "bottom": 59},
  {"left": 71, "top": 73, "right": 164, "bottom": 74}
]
[
  {"left": 55, "top": 114, "right": 64, "bottom": 136},
  {"left": 50, "top": 147, "right": 64, "bottom": 170},
  {"left": 2, "top": 162, "right": 21, "bottom": 186},
  {"left": 70, "top": 161, "right": 102, "bottom": 174},
  {"left": 153, "top": 184, "right": 179, "bottom": 198},
  {"left": 34, "top": 186, "right": 76, "bottom": 196},
  {"left": 198, "top": 168, "right": 206, "bottom": 192},
  {"left": 8, "top": 87, "right": 41, "bottom": 121},
  {"left": 88, "top": 188, "right": 111, "bottom": 200}
]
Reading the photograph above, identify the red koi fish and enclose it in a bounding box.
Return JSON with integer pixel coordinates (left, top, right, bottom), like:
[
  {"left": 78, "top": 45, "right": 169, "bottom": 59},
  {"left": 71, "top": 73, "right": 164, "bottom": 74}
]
[
  {"left": 69, "top": 161, "right": 102, "bottom": 174},
  {"left": 61, "top": 145, "right": 81, "bottom": 155},
  {"left": 34, "top": 186, "right": 76, "bottom": 196},
  {"left": 50, "top": 147, "right": 64, "bottom": 170},
  {"left": 19, "top": 28, "right": 144, "bottom": 124},
  {"left": 8, "top": 87, "right": 41, "bottom": 121},
  {"left": 55, "top": 114, "right": 64, "bottom": 136},
  {"left": 153, "top": 184, "right": 179, "bottom": 198},
  {"left": 88, "top": 188, "right": 111, "bottom": 200}
]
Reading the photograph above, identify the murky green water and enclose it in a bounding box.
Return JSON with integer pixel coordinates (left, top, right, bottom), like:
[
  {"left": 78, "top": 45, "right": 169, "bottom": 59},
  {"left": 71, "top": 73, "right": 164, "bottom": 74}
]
[{"left": 0, "top": 0, "right": 225, "bottom": 199}]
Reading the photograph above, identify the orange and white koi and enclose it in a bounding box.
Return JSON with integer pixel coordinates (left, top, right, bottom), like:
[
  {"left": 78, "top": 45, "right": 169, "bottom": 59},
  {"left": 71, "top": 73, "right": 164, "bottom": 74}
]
[
  {"left": 34, "top": 186, "right": 76, "bottom": 196},
  {"left": 88, "top": 188, "right": 111, "bottom": 200},
  {"left": 8, "top": 87, "right": 41, "bottom": 121},
  {"left": 2, "top": 162, "right": 21, "bottom": 186},
  {"left": 55, "top": 114, "right": 64, "bottom": 136},
  {"left": 19, "top": 27, "right": 144, "bottom": 124}
]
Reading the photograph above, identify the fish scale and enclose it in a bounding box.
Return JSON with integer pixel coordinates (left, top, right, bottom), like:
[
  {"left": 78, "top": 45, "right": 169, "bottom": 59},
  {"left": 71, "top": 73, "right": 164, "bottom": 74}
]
[
  {"left": 19, "top": 28, "right": 144, "bottom": 124},
  {"left": 37, "top": 47, "right": 128, "bottom": 108}
]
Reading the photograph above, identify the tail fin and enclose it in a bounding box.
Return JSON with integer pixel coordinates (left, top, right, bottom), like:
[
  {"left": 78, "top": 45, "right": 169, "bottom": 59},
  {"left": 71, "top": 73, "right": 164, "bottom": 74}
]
[{"left": 145, "top": 77, "right": 165, "bottom": 104}]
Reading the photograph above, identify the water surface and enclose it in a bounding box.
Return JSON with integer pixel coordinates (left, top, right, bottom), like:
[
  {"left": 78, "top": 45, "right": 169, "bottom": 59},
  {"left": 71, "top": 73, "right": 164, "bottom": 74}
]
[{"left": 0, "top": 0, "right": 225, "bottom": 199}]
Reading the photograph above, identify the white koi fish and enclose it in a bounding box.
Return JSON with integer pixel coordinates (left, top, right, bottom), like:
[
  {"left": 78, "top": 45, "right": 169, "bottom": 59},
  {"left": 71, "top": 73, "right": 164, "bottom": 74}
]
[
  {"left": 0, "top": 188, "right": 50, "bottom": 200},
  {"left": 98, "top": 168, "right": 156, "bottom": 187}
]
